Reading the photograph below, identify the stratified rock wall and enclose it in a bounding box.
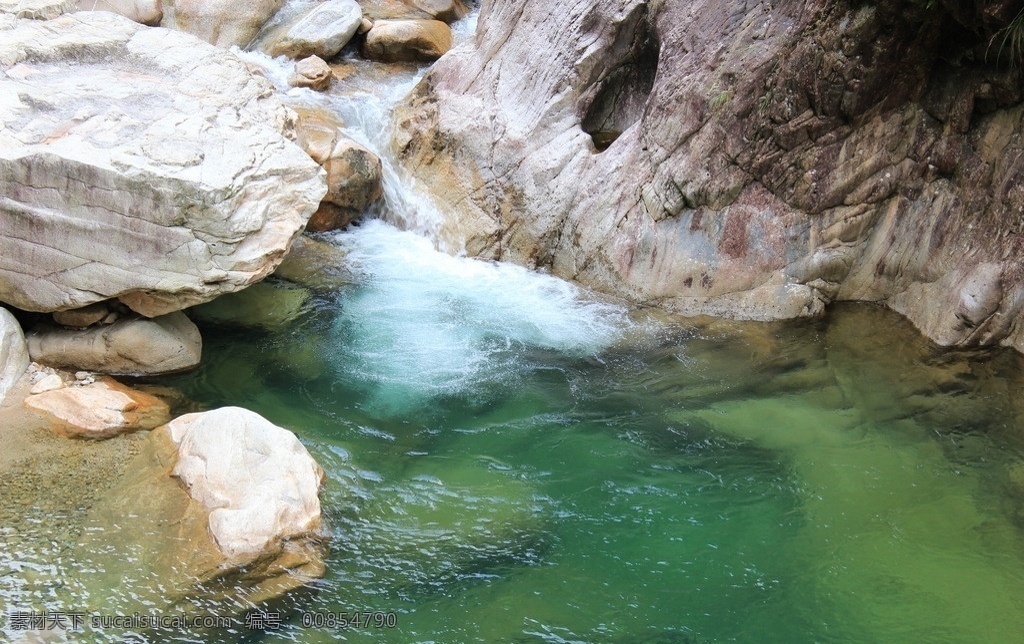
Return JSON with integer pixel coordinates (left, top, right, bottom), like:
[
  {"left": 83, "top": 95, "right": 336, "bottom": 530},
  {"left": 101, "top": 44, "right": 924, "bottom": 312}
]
[
  {"left": 0, "top": 11, "right": 326, "bottom": 317},
  {"left": 394, "top": 0, "right": 1024, "bottom": 351}
]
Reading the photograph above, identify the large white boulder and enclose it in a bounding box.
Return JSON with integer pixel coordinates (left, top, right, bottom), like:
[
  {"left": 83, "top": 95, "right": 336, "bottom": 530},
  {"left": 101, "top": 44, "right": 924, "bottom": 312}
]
[
  {"left": 0, "top": 12, "right": 326, "bottom": 317},
  {"left": 161, "top": 0, "right": 283, "bottom": 48},
  {"left": 0, "top": 307, "right": 29, "bottom": 405},
  {"left": 255, "top": 0, "right": 362, "bottom": 59},
  {"left": 167, "top": 407, "right": 325, "bottom": 558}
]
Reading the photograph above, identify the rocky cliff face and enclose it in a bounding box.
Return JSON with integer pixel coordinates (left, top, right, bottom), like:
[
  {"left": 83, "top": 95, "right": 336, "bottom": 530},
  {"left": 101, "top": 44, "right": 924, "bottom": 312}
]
[{"left": 394, "top": 0, "right": 1024, "bottom": 351}]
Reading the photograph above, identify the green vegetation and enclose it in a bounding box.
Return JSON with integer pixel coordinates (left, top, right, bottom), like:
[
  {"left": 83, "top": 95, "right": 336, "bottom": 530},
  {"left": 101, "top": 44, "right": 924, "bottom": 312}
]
[{"left": 990, "top": 6, "right": 1024, "bottom": 69}]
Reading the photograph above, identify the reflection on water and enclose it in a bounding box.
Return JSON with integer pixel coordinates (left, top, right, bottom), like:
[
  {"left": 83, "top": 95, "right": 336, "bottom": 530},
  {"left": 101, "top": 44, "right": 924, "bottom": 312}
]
[{"left": 4, "top": 221, "right": 1022, "bottom": 641}]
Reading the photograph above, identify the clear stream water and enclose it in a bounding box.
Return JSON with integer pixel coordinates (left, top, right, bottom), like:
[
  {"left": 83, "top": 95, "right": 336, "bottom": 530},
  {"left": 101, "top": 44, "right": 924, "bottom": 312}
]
[{"left": 4, "top": 9, "right": 1024, "bottom": 644}]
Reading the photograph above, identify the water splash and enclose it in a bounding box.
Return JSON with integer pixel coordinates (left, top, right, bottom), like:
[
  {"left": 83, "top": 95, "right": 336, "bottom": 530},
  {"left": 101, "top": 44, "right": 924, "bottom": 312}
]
[{"left": 325, "top": 220, "right": 632, "bottom": 413}]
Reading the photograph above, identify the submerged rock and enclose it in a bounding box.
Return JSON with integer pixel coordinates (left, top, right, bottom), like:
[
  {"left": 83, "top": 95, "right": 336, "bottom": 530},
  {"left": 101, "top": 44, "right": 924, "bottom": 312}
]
[
  {"left": 189, "top": 281, "right": 310, "bottom": 330},
  {"left": 394, "top": 0, "right": 1024, "bottom": 352},
  {"left": 0, "top": 307, "right": 29, "bottom": 405},
  {"left": 23, "top": 377, "right": 170, "bottom": 439},
  {"left": 363, "top": 18, "right": 452, "bottom": 63},
  {"left": 0, "top": 12, "right": 326, "bottom": 318},
  {"left": 27, "top": 311, "right": 202, "bottom": 375}
]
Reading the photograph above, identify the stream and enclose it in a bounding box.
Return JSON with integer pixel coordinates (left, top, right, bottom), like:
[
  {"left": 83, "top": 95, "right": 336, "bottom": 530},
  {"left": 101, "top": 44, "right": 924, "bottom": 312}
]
[{"left": 3, "top": 8, "right": 1024, "bottom": 643}]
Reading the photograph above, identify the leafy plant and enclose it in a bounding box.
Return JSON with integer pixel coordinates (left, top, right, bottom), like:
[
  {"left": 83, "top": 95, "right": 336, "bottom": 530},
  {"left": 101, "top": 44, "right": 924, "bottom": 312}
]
[{"left": 988, "top": 6, "right": 1024, "bottom": 68}]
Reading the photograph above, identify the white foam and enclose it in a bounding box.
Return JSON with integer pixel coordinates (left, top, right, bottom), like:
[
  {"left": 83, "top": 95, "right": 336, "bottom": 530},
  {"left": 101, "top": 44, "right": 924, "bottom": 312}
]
[{"left": 327, "top": 221, "right": 632, "bottom": 408}]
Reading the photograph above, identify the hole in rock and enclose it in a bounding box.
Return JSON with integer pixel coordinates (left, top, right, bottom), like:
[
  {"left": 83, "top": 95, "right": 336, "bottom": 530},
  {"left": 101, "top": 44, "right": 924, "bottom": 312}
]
[{"left": 581, "top": 6, "right": 660, "bottom": 152}]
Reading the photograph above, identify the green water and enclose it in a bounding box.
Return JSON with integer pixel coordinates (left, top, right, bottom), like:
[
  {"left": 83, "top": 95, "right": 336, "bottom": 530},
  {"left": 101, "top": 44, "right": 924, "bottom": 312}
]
[
  {"left": 4, "top": 222, "right": 1024, "bottom": 642},
  {"left": 160, "top": 223, "right": 1024, "bottom": 642}
]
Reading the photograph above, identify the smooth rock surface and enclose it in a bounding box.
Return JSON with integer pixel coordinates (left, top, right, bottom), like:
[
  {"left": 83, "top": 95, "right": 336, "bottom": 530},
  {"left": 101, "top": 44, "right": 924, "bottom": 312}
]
[
  {"left": 0, "top": 12, "right": 326, "bottom": 317},
  {"left": 394, "top": 0, "right": 1024, "bottom": 351},
  {"left": 76, "top": 0, "right": 161, "bottom": 24},
  {"left": 27, "top": 311, "right": 202, "bottom": 375},
  {"left": 161, "top": 0, "right": 283, "bottom": 47},
  {"left": 167, "top": 407, "right": 325, "bottom": 558},
  {"left": 272, "top": 234, "right": 352, "bottom": 289},
  {"left": 257, "top": 0, "right": 361, "bottom": 59},
  {"left": 363, "top": 19, "right": 451, "bottom": 63},
  {"left": 290, "top": 54, "right": 333, "bottom": 90},
  {"left": 0, "top": 307, "right": 29, "bottom": 405},
  {"left": 23, "top": 377, "right": 170, "bottom": 439},
  {"left": 29, "top": 372, "right": 63, "bottom": 394}
]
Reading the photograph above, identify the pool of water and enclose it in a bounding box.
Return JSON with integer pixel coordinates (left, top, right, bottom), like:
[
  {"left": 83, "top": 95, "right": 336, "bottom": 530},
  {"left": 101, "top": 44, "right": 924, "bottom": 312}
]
[{"left": 142, "top": 221, "right": 1024, "bottom": 642}]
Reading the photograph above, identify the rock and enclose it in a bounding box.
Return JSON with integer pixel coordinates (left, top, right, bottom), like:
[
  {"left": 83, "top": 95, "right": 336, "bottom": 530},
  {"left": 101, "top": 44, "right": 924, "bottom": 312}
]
[
  {"left": 167, "top": 407, "right": 325, "bottom": 558},
  {"left": 75, "top": 0, "right": 161, "bottom": 25},
  {"left": 27, "top": 311, "right": 202, "bottom": 376},
  {"left": 161, "top": 0, "right": 284, "bottom": 48},
  {"left": 52, "top": 302, "right": 110, "bottom": 328},
  {"left": 189, "top": 281, "right": 310, "bottom": 330},
  {"left": 289, "top": 55, "right": 333, "bottom": 91},
  {"left": 29, "top": 372, "right": 63, "bottom": 394},
  {"left": 23, "top": 377, "right": 170, "bottom": 439},
  {"left": 294, "top": 106, "right": 346, "bottom": 164},
  {"left": 306, "top": 202, "right": 360, "bottom": 232},
  {"left": 358, "top": 0, "right": 464, "bottom": 23},
  {"left": 0, "top": 0, "right": 73, "bottom": 19},
  {"left": 358, "top": 16, "right": 372, "bottom": 33},
  {"left": 272, "top": 234, "right": 352, "bottom": 289},
  {"left": 404, "top": 0, "right": 467, "bottom": 23},
  {"left": 393, "top": 0, "right": 1024, "bottom": 351},
  {"left": 0, "top": 12, "right": 325, "bottom": 318},
  {"left": 0, "top": 307, "right": 29, "bottom": 405},
  {"left": 362, "top": 19, "right": 452, "bottom": 63},
  {"left": 317, "top": 137, "right": 383, "bottom": 226},
  {"left": 256, "top": 0, "right": 362, "bottom": 59},
  {"left": 76, "top": 406, "right": 327, "bottom": 608}
]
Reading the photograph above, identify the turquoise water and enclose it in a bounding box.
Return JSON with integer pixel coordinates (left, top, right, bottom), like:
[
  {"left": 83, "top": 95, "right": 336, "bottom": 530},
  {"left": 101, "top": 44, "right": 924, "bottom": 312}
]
[{"left": 149, "top": 221, "right": 1024, "bottom": 642}]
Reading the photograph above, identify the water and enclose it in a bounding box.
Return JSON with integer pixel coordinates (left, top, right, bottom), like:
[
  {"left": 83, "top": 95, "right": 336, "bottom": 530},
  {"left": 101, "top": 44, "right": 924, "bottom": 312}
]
[{"left": 5, "top": 7, "right": 1024, "bottom": 642}]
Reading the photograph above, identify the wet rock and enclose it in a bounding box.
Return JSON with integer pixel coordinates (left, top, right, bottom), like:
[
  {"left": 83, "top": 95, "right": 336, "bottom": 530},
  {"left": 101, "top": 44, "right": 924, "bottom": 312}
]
[
  {"left": 52, "top": 302, "right": 110, "bottom": 329},
  {"left": 75, "top": 0, "right": 161, "bottom": 25},
  {"left": 315, "top": 137, "right": 383, "bottom": 229},
  {"left": 273, "top": 234, "right": 352, "bottom": 289},
  {"left": 189, "top": 281, "right": 310, "bottom": 331},
  {"left": 257, "top": 0, "right": 362, "bottom": 59},
  {"left": 161, "top": 0, "right": 283, "bottom": 48},
  {"left": 0, "top": 307, "right": 29, "bottom": 405},
  {"left": 293, "top": 105, "right": 346, "bottom": 164},
  {"left": 290, "top": 55, "right": 333, "bottom": 91},
  {"left": 0, "top": 12, "right": 325, "bottom": 318},
  {"left": 362, "top": 19, "right": 452, "bottom": 63},
  {"left": 23, "top": 377, "right": 170, "bottom": 439},
  {"left": 27, "top": 311, "right": 202, "bottom": 376}
]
